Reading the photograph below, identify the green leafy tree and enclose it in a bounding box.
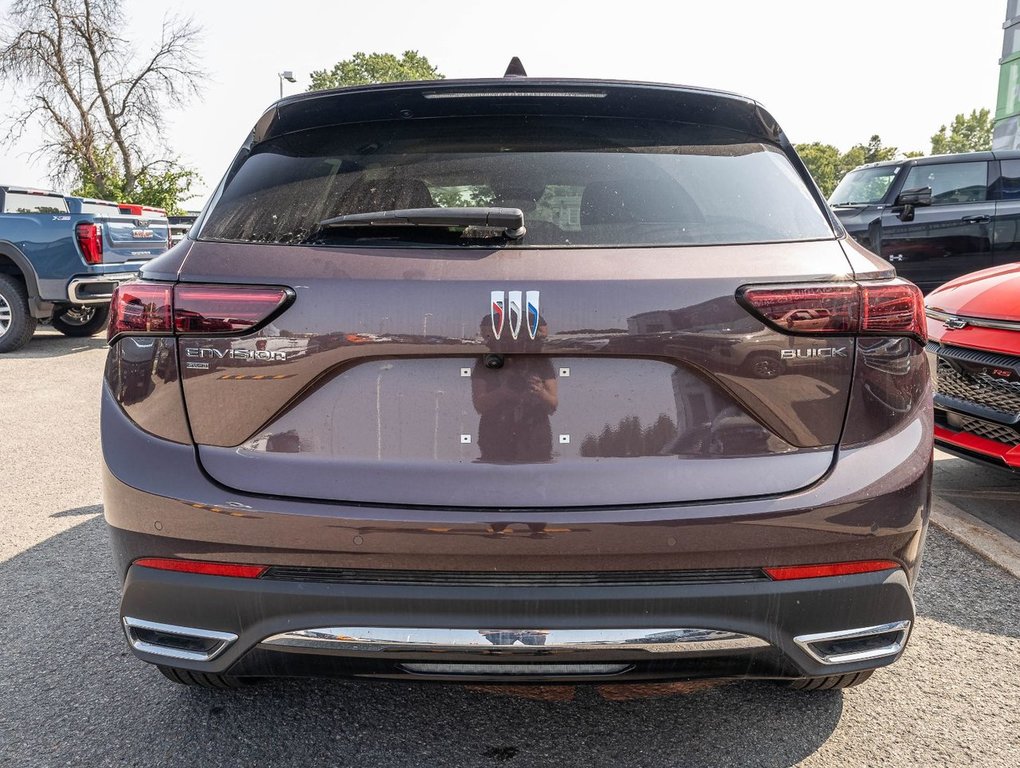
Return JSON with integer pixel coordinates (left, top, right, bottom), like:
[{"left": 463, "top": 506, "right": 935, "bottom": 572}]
[
  {"left": 796, "top": 135, "right": 900, "bottom": 197},
  {"left": 308, "top": 51, "right": 443, "bottom": 91},
  {"left": 69, "top": 145, "right": 199, "bottom": 214},
  {"left": 930, "top": 108, "right": 993, "bottom": 154},
  {"left": 0, "top": 0, "right": 203, "bottom": 211},
  {"left": 795, "top": 142, "right": 842, "bottom": 196}
]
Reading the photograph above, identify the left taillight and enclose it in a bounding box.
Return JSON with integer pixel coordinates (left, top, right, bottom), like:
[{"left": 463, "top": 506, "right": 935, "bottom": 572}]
[
  {"left": 108, "top": 281, "right": 291, "bottom": 342},
  {"left": 75, "top": 221, "right": 103, "bottom": 264},
  {"left": 107, "top": 282, "right": 173, "bottom": 339}
]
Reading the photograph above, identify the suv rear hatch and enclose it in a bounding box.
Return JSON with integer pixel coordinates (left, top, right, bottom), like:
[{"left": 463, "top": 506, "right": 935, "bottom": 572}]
[{"left": 171, "top": 81, "right": 862, "bottom": 508}]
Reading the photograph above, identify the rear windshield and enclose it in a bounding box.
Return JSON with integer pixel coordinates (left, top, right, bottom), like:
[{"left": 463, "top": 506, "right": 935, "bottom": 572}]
[
  {"left": 200, "top": 117, "right": 834, "bottom": 248},
  {"left": 76, "top": 200, "right": 121, "bottom": 216},
  {"left": 2, "top": 191, "right": 68, "bottom": 214}
]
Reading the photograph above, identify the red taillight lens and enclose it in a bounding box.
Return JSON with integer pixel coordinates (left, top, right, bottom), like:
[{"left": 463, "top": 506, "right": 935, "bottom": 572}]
[
  {"left": 739, "top": 280, "right": 926, "bottom": 343},
  {"left": 133, "top": 557, "right": 267, "bottom": 578},
  {"left": 75, "top": 222, "right": 103, "bottom": 264},
  {"left": 764, "top": 560, "right": 900, "bottom": 581},
  {"left": 108, "top": 281, "right": 291, "bottom": 342},
  {"left": 107, "top": 282, "right": 173, "bottom": 340},
  {"left": 174, "top": 285, "right": 290, "bottom": 334}
]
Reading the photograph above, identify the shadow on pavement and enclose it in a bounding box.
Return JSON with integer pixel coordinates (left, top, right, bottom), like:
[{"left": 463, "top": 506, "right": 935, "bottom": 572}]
[
  {"left": 0, "top": 514, "right": 844, "bottom": 768},
  {"left": 6, "top": 331, "right": 107, "bottom": 359},
  {"left": 914, "top": 527, "right": 1020, "bottom": 639},
  {"left": 933, "top": 455, "right": 1020, "bottom": 541}
]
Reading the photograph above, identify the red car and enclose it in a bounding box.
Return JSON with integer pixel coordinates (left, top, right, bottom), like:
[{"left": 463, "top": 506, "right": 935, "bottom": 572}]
[{"left": 926, "top": 263, "right": 1020, "bottom": 470}]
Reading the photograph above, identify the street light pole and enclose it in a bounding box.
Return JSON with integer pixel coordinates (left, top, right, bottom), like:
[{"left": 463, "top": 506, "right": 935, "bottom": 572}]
[{"left": 278, "top": 70, "right": 297, "bottom": 99}]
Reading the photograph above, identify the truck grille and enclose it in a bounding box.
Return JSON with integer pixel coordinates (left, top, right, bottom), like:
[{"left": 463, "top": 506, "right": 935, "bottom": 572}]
[{"left": 934, "top": 358, "right": 1020, "bottom": 416}]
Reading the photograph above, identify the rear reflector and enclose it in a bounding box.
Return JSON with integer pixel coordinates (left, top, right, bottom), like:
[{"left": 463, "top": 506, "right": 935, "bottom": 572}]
[
  {"left": 133, "top": 558, "right": 267, "bottom": 578},
  {"left": 75, "top": 222, "right": 104, "bottom": 264},
  {"left": 108, "top": 281, "right": 291, "bottom": 342},
  {"left": 739, "top": 279, "right": 926, "bottom": 343},
  {"left": 764, "top": 560, "right": 899, "bottom": 581}
]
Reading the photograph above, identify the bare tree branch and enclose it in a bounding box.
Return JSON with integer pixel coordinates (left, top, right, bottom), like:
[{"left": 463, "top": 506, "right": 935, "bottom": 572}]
[{"left": 0, "top": 0, "right": 203, "bottom": 200}]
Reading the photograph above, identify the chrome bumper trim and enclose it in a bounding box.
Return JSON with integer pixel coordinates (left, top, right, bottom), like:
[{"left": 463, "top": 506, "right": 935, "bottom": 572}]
[
  {"left": 259, "top": 627, "right": 769, "bottom": 655},
  {"left": 794, "top": 620, "right": 911, "bottom": 665},
  {"left": 926, "top": 309, "right": 1020, "bottom": 333},
  {"left": 122, "top": 616, "right": 238, "bottom": 662},
  {"left": 400, "top": 662, "right": 631, "bottom": 676},
  {"left": 67, "top": 272, "right": 138, "bottom": 304}
]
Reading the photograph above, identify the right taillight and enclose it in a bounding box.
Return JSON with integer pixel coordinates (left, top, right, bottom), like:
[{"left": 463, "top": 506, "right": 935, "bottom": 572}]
[
  {"left": 75, "top": 221, "right": 103, "bottom": 264},
  {"left": 738, "top": 279, "right": 926, "bottom": 343},
  {"left": 108, "top": 281, "right": 291, "bottom": 342}
]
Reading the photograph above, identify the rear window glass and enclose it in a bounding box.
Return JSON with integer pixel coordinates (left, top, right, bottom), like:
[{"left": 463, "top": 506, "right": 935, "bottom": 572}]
[
  {"left": 77, "top": 201, "right": 121, "bottom": 216},
  {"left": 3, "top": 192, "right": 68, "bottom": 214},
  {"left": 200, "top": 117, "right": 834, "bottom": 248}
]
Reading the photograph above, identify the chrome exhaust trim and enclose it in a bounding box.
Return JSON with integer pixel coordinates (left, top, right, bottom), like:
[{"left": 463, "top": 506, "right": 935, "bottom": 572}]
[
  {"left": 259, "top": 627, "right": 769, "bottom": 655},
  {"left": 794, "top": 620, "right": 911, "bottom": 665},
  {"left": 122, "top": 616, "right": 238, "bottom": 662}
]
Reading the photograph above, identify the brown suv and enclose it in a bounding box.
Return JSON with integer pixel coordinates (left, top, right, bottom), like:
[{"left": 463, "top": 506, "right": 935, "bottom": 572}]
[{"left": 102, "top": 74, "right": 932, "bottom": 691}]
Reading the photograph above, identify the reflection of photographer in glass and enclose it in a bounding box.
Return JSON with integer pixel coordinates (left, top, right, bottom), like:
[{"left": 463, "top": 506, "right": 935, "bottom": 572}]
[{"left": 472, "top": 316, "right": 558, "bottom": 462}]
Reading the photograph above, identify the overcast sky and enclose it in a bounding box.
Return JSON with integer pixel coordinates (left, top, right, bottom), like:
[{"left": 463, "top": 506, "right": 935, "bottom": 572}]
[{"left": 0, "top": 0, "right": 1007, "bottom": 206}]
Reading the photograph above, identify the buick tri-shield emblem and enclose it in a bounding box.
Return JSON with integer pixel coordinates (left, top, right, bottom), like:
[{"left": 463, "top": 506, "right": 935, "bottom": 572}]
[{"left": 491, "top": 290, "right": 540, "bottom": 340}]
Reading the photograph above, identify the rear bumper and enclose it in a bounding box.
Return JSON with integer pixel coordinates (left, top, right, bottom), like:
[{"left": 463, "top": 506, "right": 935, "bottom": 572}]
[{"left": 116, "top": 560, "right": 915, "bottom": 682}]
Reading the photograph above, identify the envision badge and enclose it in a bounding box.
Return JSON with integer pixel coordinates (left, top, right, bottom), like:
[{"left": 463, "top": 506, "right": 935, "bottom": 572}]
[
  {"left": 185, "top": 347, "right": 287, "bottom": 362},
  {"left": 491, "top": 290, "right": 540, "bottom": 340}
]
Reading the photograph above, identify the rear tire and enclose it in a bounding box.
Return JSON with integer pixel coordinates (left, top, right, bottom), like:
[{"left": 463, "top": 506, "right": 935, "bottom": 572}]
[
  {"left": 785, "top": 670, "right": 874, "bottom": 691},
  {"left": 51, "top": 304, "right": 110, "bottom": 337},
  {"left": 0, "top": 273, "right": 37, "bottom": 353},
  {"left": 157, "top": 665, "right": 250, "bottom": 689}
]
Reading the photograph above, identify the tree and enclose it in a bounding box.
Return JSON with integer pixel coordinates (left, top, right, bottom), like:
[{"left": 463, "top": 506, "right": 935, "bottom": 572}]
[
  {"left": 308, "top": 51, "right": 443, "bottom": 91},
  {"left": 0, "top": 0, "right": 203, "bottom": 211},
  {"left": 795, "top": 142, "right": 842, "bottom": 196},
  {"left": 795, "top": 135, "right": 899, "bottom": 197},
  {"left": 930, "top": 108, "right": 993, "bottom": 155}
]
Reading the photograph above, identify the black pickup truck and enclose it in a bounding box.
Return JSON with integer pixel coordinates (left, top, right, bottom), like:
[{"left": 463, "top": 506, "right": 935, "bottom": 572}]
[
  {"left": 0, "top": 186, "right": 170, "bottom": 352},
  {"left": 830, "top": 151, "right": 1020, "bottom": 293}
]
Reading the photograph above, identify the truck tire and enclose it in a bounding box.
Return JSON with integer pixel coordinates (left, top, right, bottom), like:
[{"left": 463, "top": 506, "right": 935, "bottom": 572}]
[
  {"left": 785, "top": 670, "right": 874, "bottom": 691},
  {"left": 157, "top": 665, "right": 250, "bottom": 689},
  {"left": 51, "top": 304, "right": 110, "bottom": 337},
  {"left": 0, "top": 273, "right": 37, "bottom": 353}
]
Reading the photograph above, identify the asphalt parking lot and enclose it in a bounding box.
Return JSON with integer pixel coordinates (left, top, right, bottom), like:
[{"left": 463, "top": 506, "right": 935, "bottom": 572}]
[{"left": 1, "top": 329, "right": 1018, "bottom": 768}]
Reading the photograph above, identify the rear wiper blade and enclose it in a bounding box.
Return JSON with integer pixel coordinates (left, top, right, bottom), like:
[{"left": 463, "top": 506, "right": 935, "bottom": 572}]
[{"left": 314, "top": 207, "right": 526, "bottom": 239}]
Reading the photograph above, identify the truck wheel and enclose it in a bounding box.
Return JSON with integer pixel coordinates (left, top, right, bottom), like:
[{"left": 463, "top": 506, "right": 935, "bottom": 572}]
[
  {"left": 0, "top": 273, "right": 37, "bottom": 353},
  {"left": 51, "top": 304, "right": 110, "bottom": 337},
  {"left": 785, "top": 670, "right": 874, "bottom": 691},
  {"left": 157, "top": 665, "right": 250, "bottom": 689}
]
